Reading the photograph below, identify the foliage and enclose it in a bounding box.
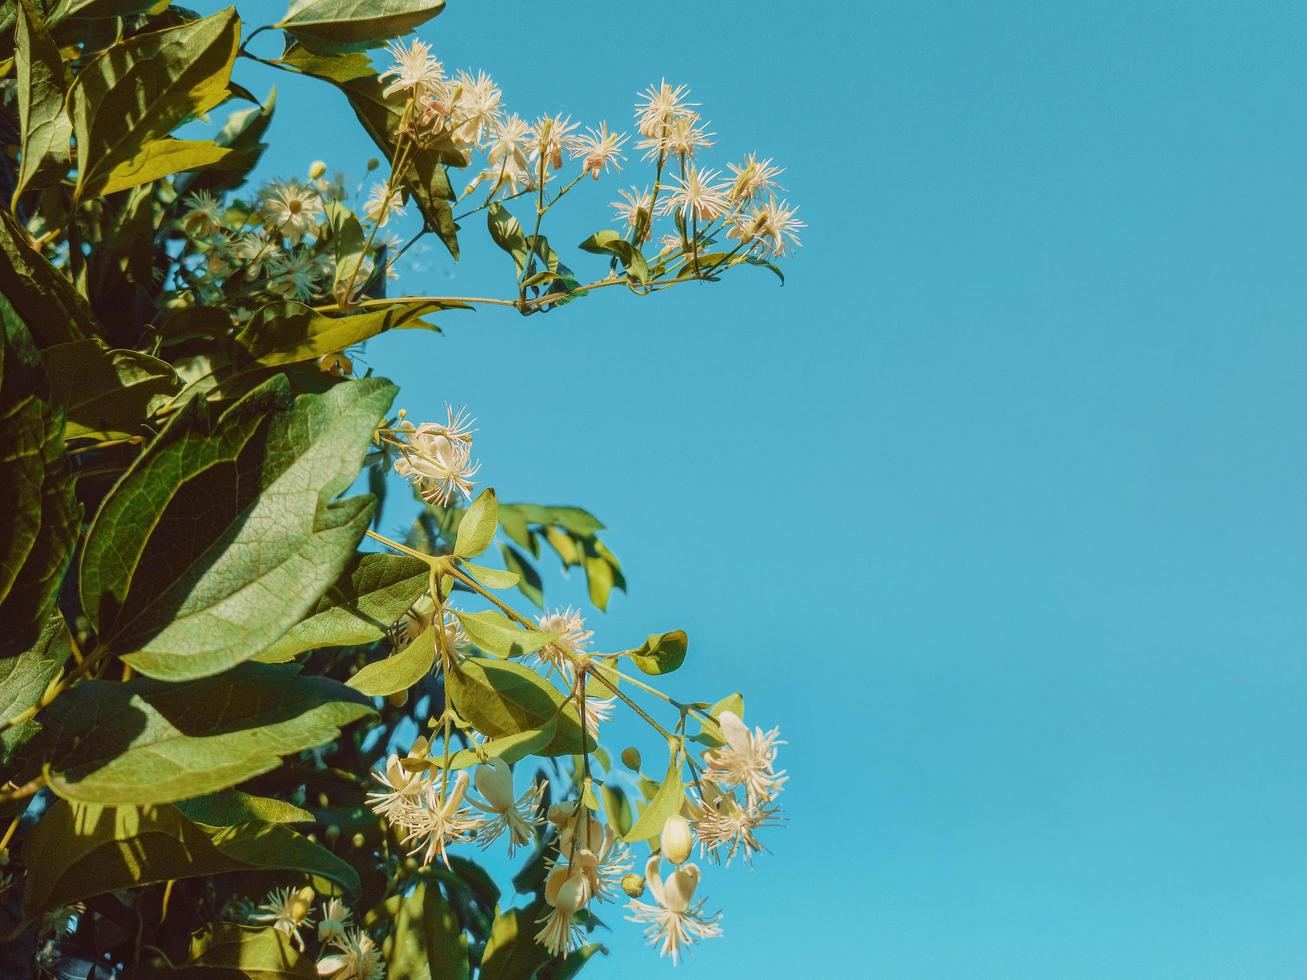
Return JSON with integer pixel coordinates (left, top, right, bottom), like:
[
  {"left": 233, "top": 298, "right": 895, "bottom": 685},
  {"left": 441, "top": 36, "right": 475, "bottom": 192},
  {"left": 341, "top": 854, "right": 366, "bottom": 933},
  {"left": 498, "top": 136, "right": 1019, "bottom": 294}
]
[{"left": 0, "top": 1, "right": 797, "bottom": 976}]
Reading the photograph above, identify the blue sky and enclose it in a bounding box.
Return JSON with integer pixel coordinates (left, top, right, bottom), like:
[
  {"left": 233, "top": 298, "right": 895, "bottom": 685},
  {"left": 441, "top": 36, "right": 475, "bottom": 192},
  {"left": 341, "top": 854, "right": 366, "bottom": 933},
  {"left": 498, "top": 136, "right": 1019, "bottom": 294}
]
[{"left": 205, "top": 0, "right": 1307, "bottom": 975}]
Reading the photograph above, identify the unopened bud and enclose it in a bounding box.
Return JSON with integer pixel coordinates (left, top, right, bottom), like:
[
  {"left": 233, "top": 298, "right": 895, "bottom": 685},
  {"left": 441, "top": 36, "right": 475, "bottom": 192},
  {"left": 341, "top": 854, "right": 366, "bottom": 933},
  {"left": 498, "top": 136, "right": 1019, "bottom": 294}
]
[
  {"left": 367, "top": 157, "right": 380, "bottom": 171},
  {"left": 291, "top": 886, "right": 314, "bottom": 921},
  {"left": 352, "top": 832, "right": 365, "bottom": 849},
  {"left": 660, "top": 814, "right": 694, "bottom": 866},
  {"left": 621, "top": 873, "right": 646, "bottom": 898},
  {"left": 387, "top": 689, "right": 408, "bottom": 708},
  {"left": 308, "top": 160, "right": 327, "bottom": 180},
  {"left": 325, "top": 824, "right": 341, "bottom": 842},
  {"left": 620, "top": 747, "right": 641, "bottom": 771}
]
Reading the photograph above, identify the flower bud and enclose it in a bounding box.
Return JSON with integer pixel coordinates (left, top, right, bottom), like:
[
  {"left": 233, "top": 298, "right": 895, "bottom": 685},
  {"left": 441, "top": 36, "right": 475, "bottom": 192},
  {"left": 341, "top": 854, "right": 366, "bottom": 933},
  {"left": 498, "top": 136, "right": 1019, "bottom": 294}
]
[
  {"left": 325, "top": 824, "right": 341, "bottom": 842},
  {"left": 621, "top": 873, "right": 646, "bottom": 899},
  {"left": 660, "top": 814, "right": 694, "bottom": 866},
  {"left": 475, "top": 758, "right": 516, "bottom": 812},
  {"left": 554, "top": 874, "right": 588, "bottom": 914},
  {"left": 291, "top": 886, "right": 315, "bottom": 922},
  {"left": 308, "top": 160, "right": 327, "bottom": 180},
  {"left": 558, "top": 815, "right": 605, "bottom": 855},
  {"left": 367, "top": 157, "right": 381, "bottom": 171},
  {"left": 387, "top": 689, "right": 408, "bottom": 708},
  {"left": 620, "top": 747, "right": 641, "bottom": 771}
]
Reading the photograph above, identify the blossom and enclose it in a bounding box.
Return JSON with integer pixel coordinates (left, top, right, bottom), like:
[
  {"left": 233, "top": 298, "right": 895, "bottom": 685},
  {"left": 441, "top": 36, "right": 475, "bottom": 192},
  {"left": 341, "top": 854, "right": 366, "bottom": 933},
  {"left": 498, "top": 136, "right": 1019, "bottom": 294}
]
[
  {"left": 582, "top": 694, "right": 614, "bottom": 739},
  {"left": 391, "top": 407, "right": 481, "bottom": 505},
  {"left": 634, "top": 80, "right": 697, "bottom": 140},
  {"left": 379, "top": 37, "right": 444, "bottom": 99},
  {"left": 266, "top": 251, "right": 322, "bottom": 301},
  {"left": 40, "top": 902, "right": 84, "bottom": 940},
  {"left": 366, "top": 753, "right": 427, "bottom": 823},
  {"left": 701, "top": 711, "right": 786, "bottom": 804},
  {"left": 536, "top": 864, "right": 589, "bottom": 956},
  {"left": 658, "top": 164, "right": 731, "bottom": 223},
  {"left": 399, "top": 770, "right": 481, "bottom": 866},
  {"left": 534, "top": 606, "right": 593, "bottom": 678},
  {"left": 450, "top": 69, "right": 503, "bottom": 149},
  {"left": 253, "top": 887, "right": 313, "bottom": 951},
  {"left": 727, "top": 196, "right": 804, "bottom": 257},
  {"left": 363, "top": 182, "right": 406, "bottom": 227},
  {"left": 571, "top": 122, "right": 628, "bottom": 179},
  {"left": 468, "top": 758, "right": 545, "bottom": 856},
  {"left": 727, "top": 153, "right": 785, "bottom": 203},
  {"left": 465, "top": 114, "right": 534, "bottom": 198},
  {"left": 317, "top": 898, "right": 353, "bottom": 944},
  {"left": 626, "top": 856, "right": 722, "bottom": 965},
  {"left": 181, "top": 190, "right": 223, "bottom": 236},
  {"left": 638, "top": 113, "right": 714, "bottom": 162},
  {"left": 234, "top": 231, "right": 281, "bottom": 278},
  {"left": 316, "top": 927, "right": 384, "bottom": 980},
  {"left": 528, "top": 113, "right": 579, "bottom": 175},
  {"left": 611, "top": 186, "right": 653, "bottom": 242},
  {"left": 261, "top": 179, "right": 323, "bottom": 242},
  {"left": 689, "top": 784, "right": 783, "bottom": 866}
]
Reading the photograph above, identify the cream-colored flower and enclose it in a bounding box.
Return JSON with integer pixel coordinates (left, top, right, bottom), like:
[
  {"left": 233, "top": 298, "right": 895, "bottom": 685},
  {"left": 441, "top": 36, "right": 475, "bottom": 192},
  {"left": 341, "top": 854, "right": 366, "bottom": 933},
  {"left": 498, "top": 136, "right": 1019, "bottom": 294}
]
[
  {"left": 634, "top": 80, "right": 697, "bottom": 140},
  {"left": 534, "top": 606, "right": 593, "bottom": 679},
  {"left": 465, "top": 114, "right": 534, "bottom": 198},
  {"left": 379, "top": 37, "right": 445, "bottom": 99},
  {"left": 234, "top": 231, "right": 282, "bottom": 278},
  {"left": 571, "top": 122, "right": 628, "bottom": 179},
  {"left": 727, "top": 153, "right": 785, "bottom": 203},
  {"left": 450, "top": 69, "right": 503, "bottom": 149},
  {"left": 528, "top": 113, "right": 579, "bottom": 175},
  {"left": 400, "top": 771, "right": 481, "bottom": 867},
  {"left": 701, "top": 711, "right": 786, "bottom": 804},
  {"left": 611, "top": 186, "right": 653, "bottom": 242},
  {"left": 469, "top": 758, "right": 546, "bottom": 856},
  {"left": 582, "top": 694, "right": 614, "bottom": 739},
  {"left": 391, "top": 416, "right": 481, "bottom": 506},
  {"left": 727, "top": 196, "right": 804, "bottom": 257},
  {"left": 535, "top": 864, "right": 589, "bottom": 956},
  {"left": 363, "top": 182, "right": 406, "bottom": 228},
  {"left": 317, "top": 898, "right": 353, "bottom": 944},
  {"left": 689, "top": 784, "right": 783, "bottom": 866},
  {"left": 660, "top": 814, "right": 695, "bottom": 866},
  {"left": 261, "top": 180, "right": 323, "bottom": 243},
  {"left": 266, "top": 251, "right": 322, "bottom": 301},
  {"left": 658, "top": 164, "right": 731, "bottom": 223},
  {"left": 366, "top": 753, "right": 427, "bottom": 824},
  {"left": 626, "top": 856, "right": 722, "bottom": 965},
  {"left": 637, "top": 113, "right": 714, "bottom": 162},
  {"left": 181, "top": 190, "right": 224, "bottom": 237},
  {"left": 253, "top": 886, "right": 313, "bottom": 952},
  {"left": 316, "top": 927, "right": 385, "bottom": 980}
]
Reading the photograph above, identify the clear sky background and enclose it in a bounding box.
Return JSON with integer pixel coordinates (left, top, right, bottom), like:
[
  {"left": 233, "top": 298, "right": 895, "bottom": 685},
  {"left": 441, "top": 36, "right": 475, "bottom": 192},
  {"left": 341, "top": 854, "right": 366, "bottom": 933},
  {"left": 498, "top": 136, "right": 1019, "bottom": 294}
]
[{"left": 203, "top": 0, "right": 1307, "bottom": 975}]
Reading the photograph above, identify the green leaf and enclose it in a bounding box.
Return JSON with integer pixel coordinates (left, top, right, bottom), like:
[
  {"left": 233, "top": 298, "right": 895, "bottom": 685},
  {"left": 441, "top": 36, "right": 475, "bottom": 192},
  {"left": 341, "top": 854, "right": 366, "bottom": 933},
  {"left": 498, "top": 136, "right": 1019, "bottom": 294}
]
[
  {"left": 382, "top": 879, "right": 470, "bottom": 980},
  {"left": 487, "top": 203, "right": 528, "bottom": 272},
  {"left": 256, "top": 552, "right": 428, "bottom": 663},
  {"left": 693, "top": 691, "right": 744, "bottom": 746},
  {"left": 69, "top": 8, "right": 241, "bottom": 199},
  {"left": 447, "top": 658, "right": 585, "bottom": 756},
  {"left": 547, "top": 944, "right": 608, "bottom": 980},
  {"left": 41, "top": 339, "right": 180, "bottom": 440},
  {"left": 499, "top": 544, "right": 543, "bottom": 608},
  {"left": 21, "top": 799, "right": 359, "bottom": 927},
  {"left": 579, "top": 229, "right": 650, "bottom": 284},
  {"left": 278, "top": 0, "right": 445, "bottom": 53},
  {"left": 175, "top": 789, "right": 314, "bottom": 826},
  {"left": 623, "top": 753, "right": 684, "bottom": 842},
  {"left": 12, "top": 0, "right": 72, "bottom": 203},
  {"left": 629, "top": 629, "right": 688, "bottom": 676},
  {"left": 177, "top": 87, "right": 277, "bottom": 197},
  {"left": 161, "top": 923, "right": 318, "bottom": 977},
  {"left": 601, "top": 784, "right": 633, "bottom": 838},
  {"left": 433, "top": 718, "right": 558, "bottom": 770},
  {"left": 79, "top": 375, "right": 397, "bottom": 680},
  {"left": 0, "top": 210, "right": 95, "bottom": 346},
  {"left": 97, "top": 137, "right": 239, "bottom": 197},
  {"left": 48, "top": 0, "right": 165, "bottom": 19},
  {"left": 235, "top": 300, "right": 445, "bottom": 368},
  {"left": 0, "top": 303, "right": 81, "bottom": 659},
  {"left": 0, "top": 613, "right": 70, "bottom": 765},
  {"left": 454, "top": 487, "right": 498, "bottom": 558},
  {"left": 26, "top": 662, "right": 375, "bottom": 805},
  {"left": 453, "top": 610, "right": 556, "bottom": 659},
  {"left": 744, "top": 254, "right": 785, "bottom": 285},
  {"left": 461, "top": 561, "right": 519, "bottom": 590},
  {"left": 347, "top": 623, "right": 435, "bottom": 697},
  {"left": 478, "top": 903, "right": 553, "bottom": 980}
]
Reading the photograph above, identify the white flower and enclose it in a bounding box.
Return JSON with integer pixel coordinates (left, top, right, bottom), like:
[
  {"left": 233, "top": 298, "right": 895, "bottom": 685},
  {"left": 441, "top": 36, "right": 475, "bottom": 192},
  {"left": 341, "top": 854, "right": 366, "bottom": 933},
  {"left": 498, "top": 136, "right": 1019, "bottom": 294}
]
[
  {"left": 317, "top": 898, "right": 353, "bottom": 944},
  {"left": 611, "top": 186, "right": 653, "bottom": 242},
  {"left": 528, "top": 113, "right": 579, "bottom": 175},
  {"left": 634, "top": 80, "right": 697, "bottom": 140},
  {"left": 363, "top": 182, "right": 406, "bottom": 227},
  {"left": 379, "top": 37, "right": 444, "bottom": 99},
  {"left": 181, "top": 190, "right": 223, "bottom": 236},
  {"left": 253, "top": 887, "right": 312, "bottom": 951},
  {"left": 261, "top": 179, "right": 324, "bottom": 243},
  {"left": 465, "top": 114, "right": 534, "bottom": 198},
  {"left": 658, "top": 164, "right": 731, "bottom": 223},
  {"left": 555, "top": 821, "right": 632, "bottom": 904},
  {"left": 450, "top": 69, "right": 503, "bottom": 149},
  {"left": 582, "top": 695, "right": 614, "bottom": 739},
  {"left": 266, "top": 251, "right": 322, "bottom": 301},
  {"left": 535, "top": 864, "right": 589, "bottom": 956},
  {"left": 234, "top": 231, "right": 281, "bottom": 278},
  {"left": 689, "top": 784, "right": 783, "bottom": 866},
  {"left": 366, "top": 753, "right": 427, "bottom": 824},
  {"left": 701, "top": 711, "right": 786, "bottom": 804},
  {"left": 637, "top": 113, "right": 714, "bottom": 162},
  {"left": 316, "top": 927, "right": 385, "bottom": 980},
  {"left": 399, "top": 770, "right": 481, "bottom": 867},
  {"left": 727, "top": 196, "right": 804, "bottom": 257},
  {"left": 468, "top": 758, "right": 546, "bottom": 856},
  {"left": 534, "top": 606, "right": 593, "bottom": 679},
  {"left": 391, "top": 409, "right": 481, "bottom": 506},
  {"left": 626, "top": 856, "right": 722, "bottom": 965},
  {"left": 570, "top": 122, "right": 628, "bottom": 179},
  {"left": 727, "top": 153, "right": 785, "bottom": 203}
]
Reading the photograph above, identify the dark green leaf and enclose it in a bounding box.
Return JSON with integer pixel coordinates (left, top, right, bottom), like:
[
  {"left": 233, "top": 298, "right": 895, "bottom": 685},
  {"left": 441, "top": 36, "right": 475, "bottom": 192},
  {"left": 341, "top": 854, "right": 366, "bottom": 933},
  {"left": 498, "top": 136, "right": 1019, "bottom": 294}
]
[
  {"left": 478, "top": 903, "right": 553, "bottom": 980},
  {"left": 382, "top": 879, "right": 470, "bottom": 980},
  {"left": 447, "top": 658, "right": 585, "bottom": 756},
  {"left": 28, "top": 662, "right": 375, "bottom": 805},
  {"left": 79, "top": 375, "right": 397, "bottom": 680},
  {"left": 0, "top": 613, "right": 70, "bottom": 765},
  {"left": 155, "top": 923, "right": 318, "bottom": 977},
  {"left": 13, "top": 0, "right": 72, "bottom": 202},
  {"left": 487, "top": 203, "right": 528, "bottom": 272},
  {"left": 41, "top": 339, "right": 180, "bottom": 440},
  {"left": 277, "top": 0, "right": 445, "bottom": 53},
  {"left": 579, "top": 229, "right": 650, "bottom": 284},
  {"left": 0, "top": 210, "right": 95, "bottom": 346}
]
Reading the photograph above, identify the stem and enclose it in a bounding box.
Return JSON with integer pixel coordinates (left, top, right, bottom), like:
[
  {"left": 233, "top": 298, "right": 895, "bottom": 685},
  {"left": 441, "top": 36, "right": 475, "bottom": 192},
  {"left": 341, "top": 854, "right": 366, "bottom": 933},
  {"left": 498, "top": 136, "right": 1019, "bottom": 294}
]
[
  {"left": 0, "top": 777, "right": 44, "bottom": 808},
  {"left": 586, "top": 667, "right": 677, "bottom": 742},
  {"left": 365, "top": 528, "right": 444, "bottom": 565}
]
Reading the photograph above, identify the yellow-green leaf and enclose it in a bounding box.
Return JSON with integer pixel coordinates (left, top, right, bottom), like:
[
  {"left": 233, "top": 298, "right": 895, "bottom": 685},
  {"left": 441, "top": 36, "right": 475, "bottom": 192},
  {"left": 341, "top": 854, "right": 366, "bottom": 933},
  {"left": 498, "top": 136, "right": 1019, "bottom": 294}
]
[{"left": 454, "top": 487, "right": 498, "bottom": 558}]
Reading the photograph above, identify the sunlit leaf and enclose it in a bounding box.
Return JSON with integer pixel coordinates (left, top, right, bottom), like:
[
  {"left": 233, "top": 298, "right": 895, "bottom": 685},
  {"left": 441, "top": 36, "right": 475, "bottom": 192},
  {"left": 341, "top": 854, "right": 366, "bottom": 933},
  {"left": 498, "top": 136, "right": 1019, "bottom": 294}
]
[
  {"left": 447, "top": 658, "right": 585, "bottom": 756},
  {"left": 454, "top": 487, "right": 498, "bottom": 558},
  {"left": 347, "top": 624, "right": 435, "bottom": 697},
  {"left": 628, "top": 629, "right": 688, "bottom": 676},
  {"left": 12, "top": 0, "right": 72, "bottom": 202},
  {"left": 278, "top": 0, "right": 445, "bottom": 54},
  {"left": 623, "top": 753, "right": 684, "bottom": 842}
]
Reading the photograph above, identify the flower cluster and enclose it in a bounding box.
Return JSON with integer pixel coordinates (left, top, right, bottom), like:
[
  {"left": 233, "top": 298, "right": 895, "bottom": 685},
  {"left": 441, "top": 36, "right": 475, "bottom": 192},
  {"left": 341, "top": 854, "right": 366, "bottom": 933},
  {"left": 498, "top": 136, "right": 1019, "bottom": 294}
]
[
  {"left": 250, "top": 888, "right": 382, "bottom": 979},
  {"left": 386, "top": 404, "right": 481, "bottom": 506}
]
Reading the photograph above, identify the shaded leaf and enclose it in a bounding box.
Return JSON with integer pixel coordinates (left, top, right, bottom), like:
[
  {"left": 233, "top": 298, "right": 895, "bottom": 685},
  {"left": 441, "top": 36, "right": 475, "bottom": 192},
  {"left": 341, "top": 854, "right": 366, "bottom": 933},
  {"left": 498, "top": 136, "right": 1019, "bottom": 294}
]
[
  {"left": 155, "top": 923, "right": 318, "bottom": 977},
  {"left": 499, "top": 544, "right": 543, "bottom": 609},
  {"left": 579, "top": 229, "right": 649, "bottom": 284},
  {"left": 0, "top": 210, "right": 95, "bottom": 346},
  {"left": 277, "top": 0, "right": 445, "bottom": 53},
  {"left": 79, "top": 375, "right": 397, "bottom": 680},
  {"left": 478, "top": 903, "right": 553, "bottom": 980},
  {"left": 177, "top": 86, "right": 277, "bottom": 197},
  {"left": 235, "top": 300, "right": 445, "bottom": 368},
  {"left": 13, "top": 0, "right": 72, "bottom": 202},
  {"left": 447, "top": 658, "right": 585, "bottom": 756},
  {"left": 41, "top": 338, "right": 180, "bottom": 440},
  {"left": 382, "top": 879, "right": 470, "bottom": 980},
  {"left": 175, "top": 789, "right": 314, "bottom": 826}
]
